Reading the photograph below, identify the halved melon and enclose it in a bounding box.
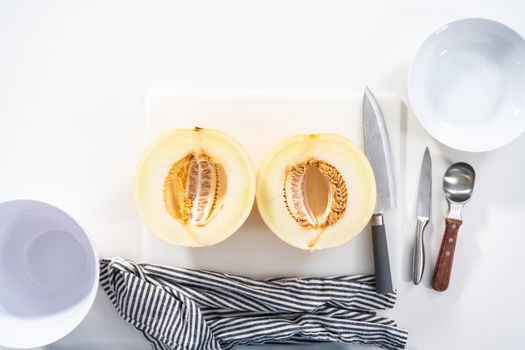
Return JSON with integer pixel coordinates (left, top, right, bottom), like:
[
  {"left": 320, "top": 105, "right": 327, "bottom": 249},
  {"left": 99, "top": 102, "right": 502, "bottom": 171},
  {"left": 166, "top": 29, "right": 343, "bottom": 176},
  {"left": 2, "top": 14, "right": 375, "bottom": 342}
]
[
  {"left": 256, "top": 134, "right": 376, "bottom": 250},
  {"left": 134, "top": 128, "right": 256, "bottom": 247}
]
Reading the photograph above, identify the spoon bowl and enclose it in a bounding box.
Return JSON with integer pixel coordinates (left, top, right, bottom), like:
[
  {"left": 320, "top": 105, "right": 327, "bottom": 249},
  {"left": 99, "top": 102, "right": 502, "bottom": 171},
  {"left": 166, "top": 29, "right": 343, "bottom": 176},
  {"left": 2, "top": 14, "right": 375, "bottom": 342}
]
[{"left": 443, "top": 162, "right": 476, "bottom": 203}]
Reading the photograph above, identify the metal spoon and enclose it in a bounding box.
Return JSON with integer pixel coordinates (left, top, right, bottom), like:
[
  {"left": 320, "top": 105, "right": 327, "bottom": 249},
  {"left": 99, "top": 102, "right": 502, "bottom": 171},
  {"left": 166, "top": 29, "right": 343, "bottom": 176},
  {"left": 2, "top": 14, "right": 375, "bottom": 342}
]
[{"left": 432, "top": 162, "right": 475, "bottom": 291}]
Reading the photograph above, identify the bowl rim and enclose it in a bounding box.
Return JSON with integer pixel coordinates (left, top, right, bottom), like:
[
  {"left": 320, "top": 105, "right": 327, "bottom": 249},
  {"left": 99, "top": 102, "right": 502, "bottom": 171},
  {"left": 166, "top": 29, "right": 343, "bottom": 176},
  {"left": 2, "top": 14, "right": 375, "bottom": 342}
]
[
  {"left": 0, "top": 199, "right": 100, "bottom": 349},
  {"left": 407, "top": 17, "right": 525, "bottom": 152}
]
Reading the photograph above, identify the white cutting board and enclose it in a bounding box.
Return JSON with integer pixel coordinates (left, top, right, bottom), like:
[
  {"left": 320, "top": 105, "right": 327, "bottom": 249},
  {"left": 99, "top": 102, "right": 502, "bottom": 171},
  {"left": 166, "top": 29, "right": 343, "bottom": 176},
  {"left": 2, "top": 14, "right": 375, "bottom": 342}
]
[{"left": 143, "top": 92, "right": 403, "bottom": 281}]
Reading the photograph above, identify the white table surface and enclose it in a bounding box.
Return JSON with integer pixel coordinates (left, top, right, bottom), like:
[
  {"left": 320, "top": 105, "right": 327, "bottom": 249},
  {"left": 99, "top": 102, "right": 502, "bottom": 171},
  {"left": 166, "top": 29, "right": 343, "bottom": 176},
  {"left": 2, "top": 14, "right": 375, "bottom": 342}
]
[{"left": 1, "top": 1, "right": 525, "bottom": 349}]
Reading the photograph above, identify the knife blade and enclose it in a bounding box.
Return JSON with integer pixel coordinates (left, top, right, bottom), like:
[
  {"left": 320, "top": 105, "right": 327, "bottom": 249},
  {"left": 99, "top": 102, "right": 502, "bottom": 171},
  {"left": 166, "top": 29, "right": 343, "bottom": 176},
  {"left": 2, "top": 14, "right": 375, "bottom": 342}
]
[
  {"left": 363, "top": 87, "right": 396, "bottom": 294},
  {"left": 413, "top": 147, "right": 431, "bottom": 284}
]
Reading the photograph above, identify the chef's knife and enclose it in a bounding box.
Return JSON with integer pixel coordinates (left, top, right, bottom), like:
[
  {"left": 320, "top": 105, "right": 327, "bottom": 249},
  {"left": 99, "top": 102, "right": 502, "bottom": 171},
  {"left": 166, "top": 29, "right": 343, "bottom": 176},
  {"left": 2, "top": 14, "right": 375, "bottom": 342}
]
[
  {"left": 363, "top": 87, "right": 397, "bottom": 294},
  {"left": 413, "top": 147, "right": 431, "bottom": 285}
]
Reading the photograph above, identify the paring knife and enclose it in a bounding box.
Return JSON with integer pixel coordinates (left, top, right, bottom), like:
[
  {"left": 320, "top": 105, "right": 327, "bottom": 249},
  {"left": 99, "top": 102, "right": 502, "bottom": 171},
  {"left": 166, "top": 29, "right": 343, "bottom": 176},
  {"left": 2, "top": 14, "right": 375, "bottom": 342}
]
[
  {"left": 363, "top": 87, "right": 397, "bottom": 294},
  {"left": 413, "top": 147, "right": 431, "bottom": 285}
]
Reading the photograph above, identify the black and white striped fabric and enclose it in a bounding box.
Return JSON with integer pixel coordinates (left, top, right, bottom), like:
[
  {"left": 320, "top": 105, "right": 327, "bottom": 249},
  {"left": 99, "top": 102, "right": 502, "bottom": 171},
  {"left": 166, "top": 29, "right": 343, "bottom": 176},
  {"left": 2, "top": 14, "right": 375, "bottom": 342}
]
[{"left": 100, "top": 257, "right": 408, "bottom": 350}]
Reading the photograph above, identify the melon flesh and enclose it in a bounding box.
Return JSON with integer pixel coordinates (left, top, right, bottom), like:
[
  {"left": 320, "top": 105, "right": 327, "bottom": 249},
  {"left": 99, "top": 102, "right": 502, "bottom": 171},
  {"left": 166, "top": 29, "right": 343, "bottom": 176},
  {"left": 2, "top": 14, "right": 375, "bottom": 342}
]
[
  {"left": 135, "top": 128, "right": 255, "bottom": 247},
  {"left": 256, "top": 134, "right": 376, "bottom": 250}
]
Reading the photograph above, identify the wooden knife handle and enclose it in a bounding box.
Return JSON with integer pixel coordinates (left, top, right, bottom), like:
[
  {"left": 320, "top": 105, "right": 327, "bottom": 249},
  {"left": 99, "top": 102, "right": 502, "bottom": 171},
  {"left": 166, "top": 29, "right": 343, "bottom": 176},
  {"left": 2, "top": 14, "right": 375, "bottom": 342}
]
[{"left": 432, "top": 218, "right": 462, "bottom": 291}]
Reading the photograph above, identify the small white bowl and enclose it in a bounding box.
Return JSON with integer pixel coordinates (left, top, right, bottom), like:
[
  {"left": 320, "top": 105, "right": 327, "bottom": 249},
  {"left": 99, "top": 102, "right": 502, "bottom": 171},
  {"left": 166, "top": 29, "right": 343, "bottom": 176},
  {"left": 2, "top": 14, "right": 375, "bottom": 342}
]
[
  {"left": 0, "top": 200, "right": 99, "bottom": 349},
  {"left": 409, "top": 18, "right": 525, "bottom": 152}
]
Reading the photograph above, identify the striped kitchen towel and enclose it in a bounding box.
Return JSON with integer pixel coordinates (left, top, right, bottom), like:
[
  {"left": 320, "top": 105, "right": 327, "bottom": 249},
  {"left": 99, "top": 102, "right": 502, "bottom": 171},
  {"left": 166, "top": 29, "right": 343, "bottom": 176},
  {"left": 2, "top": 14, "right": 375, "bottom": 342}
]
[{"left": 100, "top": 257, "right": 407, "bottom": 350}]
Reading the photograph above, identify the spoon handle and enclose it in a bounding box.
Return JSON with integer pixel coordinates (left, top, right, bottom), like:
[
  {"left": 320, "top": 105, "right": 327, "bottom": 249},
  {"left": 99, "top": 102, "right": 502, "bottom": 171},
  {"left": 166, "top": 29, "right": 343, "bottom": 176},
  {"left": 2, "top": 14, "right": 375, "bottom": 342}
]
[{"left": 432, "top": 218, "right": 462, "bottom": 291}]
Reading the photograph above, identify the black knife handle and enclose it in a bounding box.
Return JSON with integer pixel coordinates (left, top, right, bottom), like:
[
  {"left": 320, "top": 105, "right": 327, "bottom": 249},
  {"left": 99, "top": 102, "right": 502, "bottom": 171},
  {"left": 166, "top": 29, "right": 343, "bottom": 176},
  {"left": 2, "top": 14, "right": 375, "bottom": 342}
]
[{"left": 371, "top": 213, "right": 394, "bottom": 294}]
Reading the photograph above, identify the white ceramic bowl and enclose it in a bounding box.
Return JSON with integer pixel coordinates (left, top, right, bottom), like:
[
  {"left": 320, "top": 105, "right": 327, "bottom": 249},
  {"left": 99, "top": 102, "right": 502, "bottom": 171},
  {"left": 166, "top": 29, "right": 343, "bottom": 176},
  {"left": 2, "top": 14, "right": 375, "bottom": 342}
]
[
  {"left": 0, "top": 200, "right": 99, "bottom": 349},
  {"left": 409, "top": 18, "right": 525, "bottom": 152}
]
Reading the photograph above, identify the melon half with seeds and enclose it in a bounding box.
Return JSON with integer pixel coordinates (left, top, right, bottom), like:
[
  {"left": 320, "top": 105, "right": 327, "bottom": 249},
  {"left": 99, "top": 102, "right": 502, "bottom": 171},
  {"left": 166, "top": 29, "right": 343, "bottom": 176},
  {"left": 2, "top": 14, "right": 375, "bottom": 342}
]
[
  {"left": 257, "top": 134, "right": 376, "bottom": 250},
  {"left": 135, "top": 128, "right": 256, "bottom": 247}
]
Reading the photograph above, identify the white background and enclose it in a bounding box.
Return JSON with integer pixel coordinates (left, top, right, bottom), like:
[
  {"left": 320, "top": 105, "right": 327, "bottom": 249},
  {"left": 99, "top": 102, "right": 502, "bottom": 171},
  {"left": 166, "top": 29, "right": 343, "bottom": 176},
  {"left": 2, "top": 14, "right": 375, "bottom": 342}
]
[{"left": 1, "top": 1, "right": 525, "bottom": 349}]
